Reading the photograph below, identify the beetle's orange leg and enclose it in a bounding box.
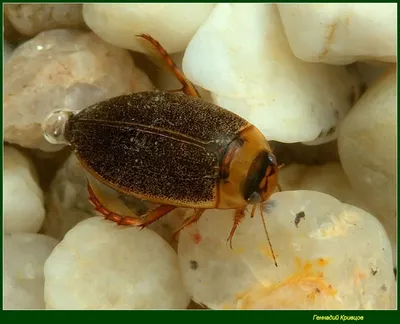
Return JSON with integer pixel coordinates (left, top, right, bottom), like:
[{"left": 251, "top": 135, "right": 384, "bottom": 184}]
[
  {"left": 87, "top": 182, "right": 175, "bottom": 227},
  {"left": 276, "top": 163, "right": 284, "bottom": 192},
  {"left": 136, "top": 34, "right": 200, "bottom": 98},
  {"left": 227, "top": 207, "right": 246, "bottom": 249},
  {"left": 172, "top": 209, "right": 205, "bottom": 241},
  {"left": 136, "top": 205, "right": 178, "bottom": 228}
]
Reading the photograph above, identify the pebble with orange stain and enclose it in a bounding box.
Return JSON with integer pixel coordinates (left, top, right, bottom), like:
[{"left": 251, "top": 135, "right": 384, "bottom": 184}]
[
  {"left": 192, "top": 231, "right": 202, "bottom": 245},
  {"left": 178, "top": 190, "right": 395, "bottom": 310},
  {"left": 229, "top": 257, "right": 338, "bottom": 309}
]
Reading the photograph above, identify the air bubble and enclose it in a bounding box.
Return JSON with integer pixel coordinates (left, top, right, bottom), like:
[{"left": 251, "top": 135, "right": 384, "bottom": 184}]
[{"left": 42, "top": 109, "right": 74, "bottom": 145}]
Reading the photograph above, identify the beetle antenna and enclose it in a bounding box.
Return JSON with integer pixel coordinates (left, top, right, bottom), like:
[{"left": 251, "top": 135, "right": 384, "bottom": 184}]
[{"left": 260, "top": 205, "right": 278, "bottom": 267}]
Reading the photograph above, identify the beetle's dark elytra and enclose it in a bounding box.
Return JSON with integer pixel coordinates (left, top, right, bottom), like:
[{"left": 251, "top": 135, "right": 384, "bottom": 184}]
[{"left": 65, "top": 91, "right": 249, "bottom": 206}]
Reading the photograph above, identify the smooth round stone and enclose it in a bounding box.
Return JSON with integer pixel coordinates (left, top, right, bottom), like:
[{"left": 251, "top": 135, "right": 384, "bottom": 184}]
[
  {"left": 4, "top": 4, "right": 86, "bottom": 37},
  {"left": 4, "top": 233, "right": 59, "bottom": 309},
  {"left": 338, "top": 66, "right": 396, "bottom": 249},
  {"left": 183, "top": 3, "right": 363, "bottom": 144},
  {"left": 44, "top": 217, "right": 190, "bottom": 309},
  {"left": 278, "top": 4, "right": 396, "bottom": 64},
  {"left": 4, "top": 29, "right": 153, "bottom": 152},
  {"left": 83, "top": 4, "right": 215, "bottom": 54},
  {"left": 4, "top": 146, "right": 45, "bottom": 234},
  {"left": 278, "top": 162, "right": 371, "bottom": 213},
  {"left": 178, "top": 191, "right": 395, "bottom": 309}
]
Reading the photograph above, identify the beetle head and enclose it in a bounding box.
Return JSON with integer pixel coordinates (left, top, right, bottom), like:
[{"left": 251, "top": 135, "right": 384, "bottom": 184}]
[{"left": 243, "top": 151, "right": 279, "bottom": 205}]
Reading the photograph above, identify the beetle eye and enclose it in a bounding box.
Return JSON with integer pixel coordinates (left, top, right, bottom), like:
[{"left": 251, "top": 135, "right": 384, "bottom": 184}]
[
  {"left": 247, "top": 192, "right": 261, "bottom": 204},
  {"left": 268, "top": 153, "right": 277, "bottom": 166}
]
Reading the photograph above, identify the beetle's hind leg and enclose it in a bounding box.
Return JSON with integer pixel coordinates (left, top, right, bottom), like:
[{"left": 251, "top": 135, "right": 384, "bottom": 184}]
[
  {"left": 87, "top": 181, "right": 176, "bottom": 228},
  {"left": 136, "top": 34, "right": 200, "bottom": 98}
]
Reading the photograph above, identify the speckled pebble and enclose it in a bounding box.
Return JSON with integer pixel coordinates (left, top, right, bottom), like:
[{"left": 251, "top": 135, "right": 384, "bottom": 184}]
[{"left": 4, "top": 29, "right": 153, "bottom": 151}]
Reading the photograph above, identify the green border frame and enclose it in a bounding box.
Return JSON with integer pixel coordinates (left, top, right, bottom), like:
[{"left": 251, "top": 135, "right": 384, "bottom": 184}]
[
  {"left": 2, "top": 310, "right": 399, "bottom": 321},
  {"left": 1, "top": 1, "right": 399, "bottom": 322}
]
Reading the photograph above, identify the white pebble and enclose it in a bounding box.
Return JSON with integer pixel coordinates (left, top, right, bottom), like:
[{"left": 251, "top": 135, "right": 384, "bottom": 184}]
[
  {"left": 183, "top": 4, "right": 363, "bottom": 144},
  {"left": 83, "top": 3, "right": 215, "bottom": 54},
  {"left": 4, "top": 29, "right": 153, "bottom": 151},
  {"left": 278, "top": 4, "right": 397, "bottom": 65},
  {"left": 44, "top": 217, "right": 190, "bottom": 309},
  {"left": 338, "top": 66, "right": 396, "bottom": 252},
  {"left": 4, "top": 146, "right": 45, "bottom": 234},
  {"left": 4, "top": 233, "right": 59, "bottom": 309},
  {"left": 178, "top": 191, "right": 395, "bottom": 309}
]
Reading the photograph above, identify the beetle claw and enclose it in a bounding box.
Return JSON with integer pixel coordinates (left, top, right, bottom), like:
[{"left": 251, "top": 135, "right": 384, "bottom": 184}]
[
  {"left": 250, "top": 204, "right": 258, "bottom": 218},
  {"left": 226, "top": 208, "right": 246, "bottom": 250},
  {"left": 226, "top": 236, "right": 234, "bottom": 250}
]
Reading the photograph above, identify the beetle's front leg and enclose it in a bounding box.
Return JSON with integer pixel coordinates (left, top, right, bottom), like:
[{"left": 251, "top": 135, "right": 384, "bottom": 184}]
[
  {"left": 87, "top": 182, "right": 175, "bottom": 228},
  {"left": 136, "top": 34, "right": 200, "bottom": 98},
  {"left": 226, "top": 207, "right": 247, "bottom": 249},
  {"left": 276, "top": 163, "right": 285, "bottom": 192}
]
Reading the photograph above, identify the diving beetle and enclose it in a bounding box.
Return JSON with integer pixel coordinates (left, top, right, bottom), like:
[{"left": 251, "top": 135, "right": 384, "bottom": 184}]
[{"left": 44, "top": 35, "right": 280, "bottom": 265}]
